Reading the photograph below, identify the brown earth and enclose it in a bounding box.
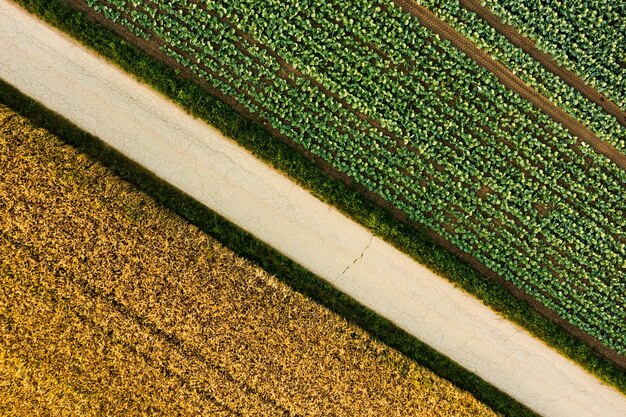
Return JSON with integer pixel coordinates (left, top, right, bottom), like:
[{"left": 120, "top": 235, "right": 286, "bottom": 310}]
[
  {"left": 393, "top": 0, "right": 626, "bottom": 170},
  {"left": 0, "top": 106, "right": 501, "bottom": 416},
  {"left": 459, "top": 0, "right": 626, "bottom": 127}
]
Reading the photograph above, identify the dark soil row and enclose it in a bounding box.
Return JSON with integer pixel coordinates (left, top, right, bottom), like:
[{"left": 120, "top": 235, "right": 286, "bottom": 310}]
[
  {"left": 459, "top": 0, "right": 626, "bottom": 127},
  {"left": 393, "top": 0, "right": 626, "bottom": 170},
  {"left": 62, "top": 0, "right": 626, "bottom": 367}
]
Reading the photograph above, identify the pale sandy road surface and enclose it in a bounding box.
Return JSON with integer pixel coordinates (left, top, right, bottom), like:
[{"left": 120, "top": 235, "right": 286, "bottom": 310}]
[{"left": 0, "top": 1, "right": 625, "bottom": 416}]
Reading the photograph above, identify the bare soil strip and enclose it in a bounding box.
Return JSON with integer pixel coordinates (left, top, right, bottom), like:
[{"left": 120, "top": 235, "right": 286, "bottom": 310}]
[
  {"left": 460, "top": 0, "right": 626, "bottom": 127},
  {"left": 393, "top": 0, "right": 626, "bottom": 170},
  {"left": 0, "top": 106, "right": 498, "bottom": 417}
]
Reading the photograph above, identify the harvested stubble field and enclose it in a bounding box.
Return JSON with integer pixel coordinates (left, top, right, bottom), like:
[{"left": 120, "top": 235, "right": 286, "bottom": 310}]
[{"left": 0, "top": 105, "right": 499, "bottom": 416}]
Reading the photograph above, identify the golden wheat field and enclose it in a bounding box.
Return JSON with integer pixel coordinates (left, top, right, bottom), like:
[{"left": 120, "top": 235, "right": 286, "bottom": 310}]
[{"left": 0, "top": 105, "right": 499, "bottom": 416}]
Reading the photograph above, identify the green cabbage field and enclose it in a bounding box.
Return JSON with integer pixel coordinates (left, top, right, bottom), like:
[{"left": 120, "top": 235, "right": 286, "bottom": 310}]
[{"left": 82, "top": 0, "right": 625, "bottom": 354}]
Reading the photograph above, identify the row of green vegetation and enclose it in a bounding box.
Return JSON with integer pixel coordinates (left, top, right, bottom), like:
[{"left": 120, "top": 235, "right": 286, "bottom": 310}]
[
  {"left": 421, "top": 0, "right": 626, "bottom": 153},
  {"left": 81, "top": 0, "right": 625, "bottom": 353},
  {"left": 480, "top": 0, "right": 626, "bottom": 110},
  {"left": 9, "top": 0, "right": 625, "bottom": 398}
]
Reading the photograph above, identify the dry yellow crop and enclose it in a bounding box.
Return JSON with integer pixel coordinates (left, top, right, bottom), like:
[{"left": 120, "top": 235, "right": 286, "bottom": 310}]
[{"left": 0, "top": 105, "right": 499, "bottom": 416}]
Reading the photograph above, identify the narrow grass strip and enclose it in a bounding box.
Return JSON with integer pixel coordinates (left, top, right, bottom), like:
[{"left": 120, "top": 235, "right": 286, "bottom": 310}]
[{"left": 4, "top": 0, "right": 626, "bottom": 399}]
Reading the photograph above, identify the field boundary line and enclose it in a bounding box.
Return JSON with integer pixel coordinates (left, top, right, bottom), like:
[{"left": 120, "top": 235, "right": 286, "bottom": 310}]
[
  {"left": 1, "top": 2, "right": 625, "bottom": 417},
  {"left": 458, "top": 0, "right": 626, "bottom": 128},
  {"left": 394, "top": 0, "right": 626, "bottom": 169}
]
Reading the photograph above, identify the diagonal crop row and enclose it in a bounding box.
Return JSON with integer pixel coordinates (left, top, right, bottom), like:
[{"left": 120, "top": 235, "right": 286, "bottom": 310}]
[
  {"left": 477, "top": 0, "right": 626, "bottom": 110},
  {"left": 418, "top": 0, "right": 626, "bottom": 154}
]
